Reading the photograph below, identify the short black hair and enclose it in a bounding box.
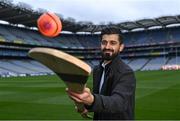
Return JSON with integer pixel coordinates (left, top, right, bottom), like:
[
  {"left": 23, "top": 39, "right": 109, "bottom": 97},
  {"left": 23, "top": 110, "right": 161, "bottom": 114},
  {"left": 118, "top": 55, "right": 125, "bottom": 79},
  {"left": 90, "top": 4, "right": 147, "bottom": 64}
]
[{"left": 100, "top": 26, "right": 123, "bottom": 44}]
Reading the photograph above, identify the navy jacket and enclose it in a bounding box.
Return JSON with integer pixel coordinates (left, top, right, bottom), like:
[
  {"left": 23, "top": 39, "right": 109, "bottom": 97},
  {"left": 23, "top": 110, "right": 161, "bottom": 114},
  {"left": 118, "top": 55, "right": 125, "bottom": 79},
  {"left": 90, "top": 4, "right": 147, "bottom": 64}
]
[{"left": 86, "top": 55, "right": 136, "bottom": 120}]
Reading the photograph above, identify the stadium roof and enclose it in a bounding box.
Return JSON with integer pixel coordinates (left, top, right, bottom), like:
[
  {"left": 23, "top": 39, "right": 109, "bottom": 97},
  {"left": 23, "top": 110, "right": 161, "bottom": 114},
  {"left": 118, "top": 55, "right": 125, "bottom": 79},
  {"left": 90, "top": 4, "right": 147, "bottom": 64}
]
[{"left": 1, "top": 0, "right": 180, "bottom": 33}]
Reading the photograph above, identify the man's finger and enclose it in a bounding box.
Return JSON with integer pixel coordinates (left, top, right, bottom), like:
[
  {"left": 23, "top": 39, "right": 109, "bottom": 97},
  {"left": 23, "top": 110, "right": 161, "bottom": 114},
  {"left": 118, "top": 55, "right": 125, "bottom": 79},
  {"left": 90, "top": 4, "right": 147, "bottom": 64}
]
[
  {"left": 67, "top": 90, "right": 84, "bottom": 100},
  {"left": 70, "top": 95, "right": 82, "bottom": 103}
]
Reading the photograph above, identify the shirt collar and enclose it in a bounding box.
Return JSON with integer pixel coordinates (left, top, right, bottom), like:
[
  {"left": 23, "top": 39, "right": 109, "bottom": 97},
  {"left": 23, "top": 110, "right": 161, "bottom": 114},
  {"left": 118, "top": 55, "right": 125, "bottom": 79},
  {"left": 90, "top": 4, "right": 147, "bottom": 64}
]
[
  {"left": 100, "top": 54, "right": 120, "bottom": 69},
  {"left": 101, "top": 61, "right": 110, "bottom": 68}
]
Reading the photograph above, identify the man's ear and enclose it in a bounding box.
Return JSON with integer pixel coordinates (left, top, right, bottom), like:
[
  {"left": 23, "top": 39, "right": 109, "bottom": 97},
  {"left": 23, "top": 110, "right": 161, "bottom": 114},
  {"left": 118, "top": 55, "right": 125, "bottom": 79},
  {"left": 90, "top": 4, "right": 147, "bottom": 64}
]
[{"left": 119, "top": 44, "right": 124, "bottom": 52}]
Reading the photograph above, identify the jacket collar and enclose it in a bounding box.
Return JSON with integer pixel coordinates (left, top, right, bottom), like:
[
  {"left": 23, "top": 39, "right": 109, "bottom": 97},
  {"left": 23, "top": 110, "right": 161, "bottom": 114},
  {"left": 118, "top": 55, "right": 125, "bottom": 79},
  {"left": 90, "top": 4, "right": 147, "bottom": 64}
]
[{"left": 100, "top": 54, "right": 120, "bottom": 70}]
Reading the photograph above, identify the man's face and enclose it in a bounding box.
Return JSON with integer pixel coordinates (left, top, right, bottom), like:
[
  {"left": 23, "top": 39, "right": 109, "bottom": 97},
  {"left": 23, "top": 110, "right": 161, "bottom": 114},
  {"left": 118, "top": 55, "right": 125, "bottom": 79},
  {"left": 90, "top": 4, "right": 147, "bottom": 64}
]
[{"left": 101, "top": 34, "right": 124, "bottom": 61}]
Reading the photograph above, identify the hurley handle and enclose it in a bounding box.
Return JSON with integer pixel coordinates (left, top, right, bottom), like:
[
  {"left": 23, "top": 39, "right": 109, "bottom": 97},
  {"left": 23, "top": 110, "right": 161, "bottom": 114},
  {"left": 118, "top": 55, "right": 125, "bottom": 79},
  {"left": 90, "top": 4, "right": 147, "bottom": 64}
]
[{"left": 65, "top": 82, "right": 92, "bottom": 119}]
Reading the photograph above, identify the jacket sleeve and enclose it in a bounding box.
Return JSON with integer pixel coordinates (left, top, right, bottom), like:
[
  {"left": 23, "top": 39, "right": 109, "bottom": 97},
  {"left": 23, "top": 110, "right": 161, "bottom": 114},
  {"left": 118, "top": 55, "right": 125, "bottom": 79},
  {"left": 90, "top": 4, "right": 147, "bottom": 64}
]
[{"left": 86, "top": 70, "right": 136, "bottom": 113}]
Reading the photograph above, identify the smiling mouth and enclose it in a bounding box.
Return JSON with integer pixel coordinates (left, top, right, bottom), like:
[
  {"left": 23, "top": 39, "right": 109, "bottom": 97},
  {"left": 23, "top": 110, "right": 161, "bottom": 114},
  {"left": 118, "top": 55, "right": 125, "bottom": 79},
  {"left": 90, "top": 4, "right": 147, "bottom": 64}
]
[
  {"left": 104, "top": 51, "right": 112, "bottom": 53},
  {"left": 104, "top": 50, "right": 113, "bottom": 53}
]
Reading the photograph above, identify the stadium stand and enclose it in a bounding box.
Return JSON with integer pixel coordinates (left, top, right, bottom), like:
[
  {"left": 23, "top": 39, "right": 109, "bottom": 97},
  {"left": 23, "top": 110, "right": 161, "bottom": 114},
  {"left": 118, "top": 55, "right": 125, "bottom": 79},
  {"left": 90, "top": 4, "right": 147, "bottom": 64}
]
[
  {"left": 0, "top": 0, "right": 180, "bottom": 77},
  {"left": 141, "top": 57, "right": 167, "bottom": 71},
  {"left": 128, "top": 58, "right": 149, "bottom": 71},
  {"left": 168, "top": 56, "right": 180, "bottom": 65}
]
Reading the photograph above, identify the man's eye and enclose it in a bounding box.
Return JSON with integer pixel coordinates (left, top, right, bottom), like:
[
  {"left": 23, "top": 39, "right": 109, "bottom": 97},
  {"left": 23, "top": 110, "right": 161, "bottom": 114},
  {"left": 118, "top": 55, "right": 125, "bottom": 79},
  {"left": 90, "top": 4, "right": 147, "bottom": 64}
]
[
  {"left": 101, "top": 41, "right": 107, "bottom": 45},
  {"left": 111, "top": 41, "right": 117, "bottom": 45}
]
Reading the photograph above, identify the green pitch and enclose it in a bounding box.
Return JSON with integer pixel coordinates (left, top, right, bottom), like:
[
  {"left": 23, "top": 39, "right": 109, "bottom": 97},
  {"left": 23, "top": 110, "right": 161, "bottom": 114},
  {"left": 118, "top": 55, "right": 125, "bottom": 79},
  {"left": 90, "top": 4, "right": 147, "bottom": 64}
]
[
  {"left": 135, "top": 70, "right": 180, "bottom": 120},
  {"left": 0, "top": 70, "right": 180, "bottom": 120}
]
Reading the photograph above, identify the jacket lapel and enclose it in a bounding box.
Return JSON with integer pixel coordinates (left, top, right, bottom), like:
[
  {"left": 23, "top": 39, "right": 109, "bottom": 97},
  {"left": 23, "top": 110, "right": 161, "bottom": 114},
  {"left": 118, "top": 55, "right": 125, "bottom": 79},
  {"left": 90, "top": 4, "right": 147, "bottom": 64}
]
[
  {"left": 100, "top": 67, "right": 112, "bottom": 95},
  {"left": 94, "top": 55, "right": 121, "bottom": 95},
  {"left": 93, "top": 66, "right": 103, "bottom": 94}
]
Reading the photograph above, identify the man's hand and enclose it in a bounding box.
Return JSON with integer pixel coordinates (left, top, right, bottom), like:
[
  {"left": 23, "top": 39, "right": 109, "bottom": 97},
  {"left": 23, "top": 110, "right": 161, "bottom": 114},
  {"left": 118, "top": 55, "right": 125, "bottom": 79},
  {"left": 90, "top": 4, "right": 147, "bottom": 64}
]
[{"left": 66, "top": 87, "right": 94, "bottom": 106}]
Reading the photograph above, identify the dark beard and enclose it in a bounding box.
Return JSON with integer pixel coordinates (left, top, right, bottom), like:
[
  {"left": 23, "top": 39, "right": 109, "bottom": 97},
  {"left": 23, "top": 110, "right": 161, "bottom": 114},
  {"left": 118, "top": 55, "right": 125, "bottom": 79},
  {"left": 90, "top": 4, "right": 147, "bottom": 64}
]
[{"left": 101, "top": 49, "right": 118, "bottom": 61}]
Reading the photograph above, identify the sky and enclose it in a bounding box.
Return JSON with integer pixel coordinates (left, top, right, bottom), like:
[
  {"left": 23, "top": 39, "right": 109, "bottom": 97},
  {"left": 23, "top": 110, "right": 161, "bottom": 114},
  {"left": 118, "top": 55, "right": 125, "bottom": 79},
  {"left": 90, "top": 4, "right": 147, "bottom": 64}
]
[{"left": 13, "top": 0, "right": 180, "bottom": 24}]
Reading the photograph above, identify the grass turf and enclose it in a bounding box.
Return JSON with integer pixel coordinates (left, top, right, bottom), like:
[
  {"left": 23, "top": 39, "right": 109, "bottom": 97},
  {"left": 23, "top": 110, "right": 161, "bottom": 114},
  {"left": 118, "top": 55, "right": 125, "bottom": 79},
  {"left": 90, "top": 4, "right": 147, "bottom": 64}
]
[{"left": 0, "top": 70, "right": 179, "bottom": 120}]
